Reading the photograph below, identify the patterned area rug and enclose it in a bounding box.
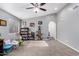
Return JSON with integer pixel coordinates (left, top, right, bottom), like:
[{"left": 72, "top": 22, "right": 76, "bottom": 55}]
[{"left": 24, "top": 41, "right": 49, "bottom": 47}]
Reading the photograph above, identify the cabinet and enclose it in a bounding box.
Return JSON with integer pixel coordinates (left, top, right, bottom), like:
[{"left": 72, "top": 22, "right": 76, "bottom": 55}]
[{"left": 0, "top": 39, "right": 3, "bottom": 56}]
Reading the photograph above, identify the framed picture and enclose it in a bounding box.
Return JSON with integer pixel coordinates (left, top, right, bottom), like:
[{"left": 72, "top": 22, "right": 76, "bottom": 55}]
[
  {"left": 38, "top": 21, "right": 42, "bottom": 25},
  {"left": 0, "top": 19, "right": 7, "bottom": 26},
  {"left": 30, "top": 23, "right": 35, "bottom": 27}
]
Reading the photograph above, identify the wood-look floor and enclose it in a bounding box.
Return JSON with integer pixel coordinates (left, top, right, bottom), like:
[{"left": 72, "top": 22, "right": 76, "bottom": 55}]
[{"left": 5, "top": 40, "right": 79, "bottom": 56}]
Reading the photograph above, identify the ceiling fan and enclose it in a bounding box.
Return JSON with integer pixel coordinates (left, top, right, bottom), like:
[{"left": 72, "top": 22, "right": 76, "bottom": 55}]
[{"left": 26, "top": 3, "right": 47, "bottom": 13}]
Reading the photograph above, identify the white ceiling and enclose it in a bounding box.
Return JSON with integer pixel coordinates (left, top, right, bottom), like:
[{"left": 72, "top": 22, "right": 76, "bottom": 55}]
[{"left": 0, "top": 3, "right": 67, "bottom": 19}]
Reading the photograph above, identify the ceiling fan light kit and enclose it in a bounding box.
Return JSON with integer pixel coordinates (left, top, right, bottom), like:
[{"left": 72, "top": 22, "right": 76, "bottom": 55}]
[{"left": 34, "top": 7, "right": 39, "bottom": 13}]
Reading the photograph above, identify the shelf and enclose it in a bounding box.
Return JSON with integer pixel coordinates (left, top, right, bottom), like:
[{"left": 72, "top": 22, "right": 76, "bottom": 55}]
[{"left": 20, "top": 27, "right": 35, "bottom": 40}]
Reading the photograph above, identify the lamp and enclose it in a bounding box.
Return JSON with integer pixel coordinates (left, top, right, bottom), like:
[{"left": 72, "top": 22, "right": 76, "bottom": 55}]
[{"left": 34, "top": 7, "right": 39, "bottom": 13}]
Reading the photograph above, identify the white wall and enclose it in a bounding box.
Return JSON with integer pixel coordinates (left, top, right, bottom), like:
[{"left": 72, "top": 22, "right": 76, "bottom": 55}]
[
  {"left": 57, "top": 3, "right": 79, "bottom": 51},
  {"left": 21, "top": 14, "right": 56, "bottom": 40},
  {"left": 0, "top": 9, "right": 20, "bottom": 40}
]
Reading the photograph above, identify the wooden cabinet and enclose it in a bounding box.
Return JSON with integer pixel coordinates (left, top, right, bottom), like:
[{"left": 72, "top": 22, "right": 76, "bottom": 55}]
[{"left": 0, "top": 39, "right": 3, "bottom": 56}]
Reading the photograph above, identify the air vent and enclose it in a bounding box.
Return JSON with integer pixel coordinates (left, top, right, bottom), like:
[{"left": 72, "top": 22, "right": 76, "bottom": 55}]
[{"left": 73, "top": 5, "right": 79, "bottom": 10}]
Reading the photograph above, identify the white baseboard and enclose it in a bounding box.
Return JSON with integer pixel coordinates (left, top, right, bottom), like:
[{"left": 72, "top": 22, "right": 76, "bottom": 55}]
[{"left": 56, "top": 39, "right": 79, "bottom": 53}]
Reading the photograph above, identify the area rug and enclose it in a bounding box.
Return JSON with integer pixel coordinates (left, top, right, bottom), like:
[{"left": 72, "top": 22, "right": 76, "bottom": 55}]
[{"left": 24, "top": 41, "right": 49, "bottom": 47}]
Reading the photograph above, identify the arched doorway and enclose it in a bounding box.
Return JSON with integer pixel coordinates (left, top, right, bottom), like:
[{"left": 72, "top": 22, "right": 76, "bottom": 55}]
[{"left": 48, "top": 21, "right": 56, "bottom": 39}]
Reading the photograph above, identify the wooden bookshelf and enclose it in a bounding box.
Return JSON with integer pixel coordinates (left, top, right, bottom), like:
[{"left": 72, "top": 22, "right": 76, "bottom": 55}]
[{"left": 20, "top": 28, "right": 35, "bottom": 41}]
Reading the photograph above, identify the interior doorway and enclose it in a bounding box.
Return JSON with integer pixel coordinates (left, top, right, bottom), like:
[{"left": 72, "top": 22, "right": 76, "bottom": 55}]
[{"left": 48, "top": 21, "right": 56, "bottom": 39}]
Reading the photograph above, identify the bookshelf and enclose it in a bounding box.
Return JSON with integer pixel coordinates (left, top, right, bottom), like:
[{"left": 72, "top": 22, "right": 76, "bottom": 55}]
[{"left": 20, "top": 28, "right": 35, "bottom": 40}]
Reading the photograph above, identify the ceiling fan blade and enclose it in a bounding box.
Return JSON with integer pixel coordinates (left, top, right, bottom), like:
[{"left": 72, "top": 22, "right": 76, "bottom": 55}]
[
  {"left": 30, "top": 3, "right": 35, "bottom": 6},
  {"left": 40, "top": 3, "right": 46, "bottom": 6},
  {"left": 26, "top": 7, "right": 34, "bottom": 9},
  {"left": 40, "top": 8, "right": 47, "bottom": 11}
]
